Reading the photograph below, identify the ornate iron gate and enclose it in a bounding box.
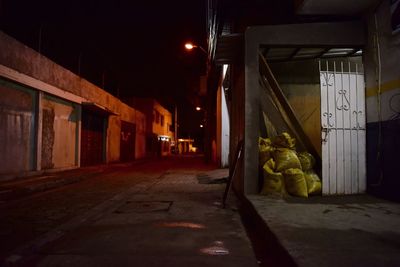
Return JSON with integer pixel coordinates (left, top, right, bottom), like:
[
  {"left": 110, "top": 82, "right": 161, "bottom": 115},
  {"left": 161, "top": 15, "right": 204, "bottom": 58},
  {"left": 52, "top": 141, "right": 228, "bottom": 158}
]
[{"left": 320, "top": 60, "right": 366, "bottom": 195}]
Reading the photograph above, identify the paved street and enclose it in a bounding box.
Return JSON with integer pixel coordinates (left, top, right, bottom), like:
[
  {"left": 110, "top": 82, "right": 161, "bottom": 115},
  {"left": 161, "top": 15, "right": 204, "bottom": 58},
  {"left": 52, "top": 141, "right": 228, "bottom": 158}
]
[{"left": 0, "top": 156, "right": 259, "bottom": 266}]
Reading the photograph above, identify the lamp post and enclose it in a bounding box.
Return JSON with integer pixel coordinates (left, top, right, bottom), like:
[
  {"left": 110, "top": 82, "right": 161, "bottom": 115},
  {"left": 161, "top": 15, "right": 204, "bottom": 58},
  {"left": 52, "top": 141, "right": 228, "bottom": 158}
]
[
  {"left": 184, "top": 42, "right": 208, "bottom": 55},
  {"left": 184, "top": 41, "right": 210, "bottom": 158}
]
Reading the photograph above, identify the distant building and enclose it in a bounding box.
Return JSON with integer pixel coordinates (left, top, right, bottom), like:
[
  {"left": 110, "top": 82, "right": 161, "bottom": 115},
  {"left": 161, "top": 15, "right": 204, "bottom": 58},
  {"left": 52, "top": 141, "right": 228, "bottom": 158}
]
[{"left": 124, "top": 98, "right": 174, "bottom": 157}]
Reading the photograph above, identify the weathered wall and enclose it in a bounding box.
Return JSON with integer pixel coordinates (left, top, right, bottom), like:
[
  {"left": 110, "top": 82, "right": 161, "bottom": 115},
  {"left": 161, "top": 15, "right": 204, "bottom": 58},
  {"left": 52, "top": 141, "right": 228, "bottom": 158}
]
[
  {"left": 230, "top": 63, "right": 245, "bottom": 193},
  {"left": 0, "top": 31, "right": 147, "bottom": 177},
  {"left": 41, "top": 94, "right": 78, "bottom": 169},
  {"left": 216, "top": 77, "right": 231, "bottom": 168},
  {"left": 364, "top": 0, "right": 400, "bottom": 201},
  {"left": 135, "top": 112, "right": 146, "bottom": 159},
  {"left": 152, "top": 101, "right": 173, "bottom": 138},
  {"left": 0, "top": 78, "right": 36, "bottom": 175},
  {"left": 107, "top": 116, "right": 121, "bottom": 163},
  {"left": 271, "top": 60, "right": 322, "bottom": 156}
]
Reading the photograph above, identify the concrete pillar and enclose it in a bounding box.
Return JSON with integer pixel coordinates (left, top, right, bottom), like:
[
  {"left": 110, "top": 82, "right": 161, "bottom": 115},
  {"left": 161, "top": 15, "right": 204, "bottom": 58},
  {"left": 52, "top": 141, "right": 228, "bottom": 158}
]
[{"left": 35, "top": 91, "right": 43, "bottom": 171}]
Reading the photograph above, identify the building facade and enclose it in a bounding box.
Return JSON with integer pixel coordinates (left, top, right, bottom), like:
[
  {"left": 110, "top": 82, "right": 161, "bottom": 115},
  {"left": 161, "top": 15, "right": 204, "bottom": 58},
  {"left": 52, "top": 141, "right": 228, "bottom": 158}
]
[
  {"left": 124, "top": 98, "right": 174, "bottom": 157},
  {"left": 0, "top": 31, "right": 146, "bottom": 180},
  {"left": 207, "top": 0, "right": 400, "bottom": 201}
]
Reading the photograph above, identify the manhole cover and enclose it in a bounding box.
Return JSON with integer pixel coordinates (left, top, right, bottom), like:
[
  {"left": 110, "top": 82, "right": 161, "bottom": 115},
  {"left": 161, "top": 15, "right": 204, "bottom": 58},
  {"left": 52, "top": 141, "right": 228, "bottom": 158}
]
[{"left": 114, "top": 201, "right": 172, "bottom": 213}]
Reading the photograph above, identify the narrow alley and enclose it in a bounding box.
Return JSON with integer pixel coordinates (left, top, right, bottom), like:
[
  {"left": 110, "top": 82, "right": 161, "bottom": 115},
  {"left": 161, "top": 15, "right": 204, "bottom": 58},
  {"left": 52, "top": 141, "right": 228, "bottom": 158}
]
[
  {"left": 0, "top": 156, "right": 259, "bottom": 266},
  {"left": 1, "top": 0, "right": 400, "bottom": 266}
]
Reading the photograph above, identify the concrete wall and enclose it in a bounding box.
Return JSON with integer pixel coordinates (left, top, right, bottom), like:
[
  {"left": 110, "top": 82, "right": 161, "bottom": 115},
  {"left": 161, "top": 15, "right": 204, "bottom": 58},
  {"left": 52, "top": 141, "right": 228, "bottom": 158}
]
[
  {"left": 270, "top": 60, "right": 322, "bottom": 156},
  {"left": 244, "top": 21, "right": 365, "bottom": 194},
  {"left": 0, "top": 31, "right": 146, "bottom": 177},
  {"left": 216, "top": 71, "right": 231, "bottom": 168},
  {"left": 107, "top": 116, "right": 121, "bottom": 163},
  {"left": 152, "top": 102, "right": 173, "bottom": 138},
  {"left": 41, "top": 94, "right": 79, "bottom": 169},
  {"left": 135, "top": 112, "right": 146, "bottom": 159},
  {"left": 364, "top": 0, "right": 400, "bottom": 201},
  {"left": 221, "top": 86, "right": 230, "bottom": 167},
  {"left": 125, "top": 97, "right": 173, "bottom": 157},
  {"left": 230, "top": 63, "right": 246, "bottom": 193}
]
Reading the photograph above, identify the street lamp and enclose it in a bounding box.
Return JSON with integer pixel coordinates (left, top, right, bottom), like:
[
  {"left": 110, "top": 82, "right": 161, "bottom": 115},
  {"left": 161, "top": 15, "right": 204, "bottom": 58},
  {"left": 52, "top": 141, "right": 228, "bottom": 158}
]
[{"left": 184, "top": 42, "right": 207, "bottom": 55}]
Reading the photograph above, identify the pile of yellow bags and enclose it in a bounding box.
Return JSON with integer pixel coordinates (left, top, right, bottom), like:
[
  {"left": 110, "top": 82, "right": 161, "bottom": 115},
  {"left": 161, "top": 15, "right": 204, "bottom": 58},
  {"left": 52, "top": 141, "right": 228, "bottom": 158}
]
[{"left": 259, "top": 132, "right": 321, "bottom": 198}]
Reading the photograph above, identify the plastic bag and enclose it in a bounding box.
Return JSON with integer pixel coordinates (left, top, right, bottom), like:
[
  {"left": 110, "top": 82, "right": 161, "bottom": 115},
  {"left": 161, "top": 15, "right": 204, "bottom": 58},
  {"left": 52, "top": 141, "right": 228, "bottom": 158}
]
[
  {"left": 283, "top": 168, "right": 308, "bottom": 197},
  {"left": 260, "top": 162, "right": 286, "bottom": 196},
  {"left": 273, "top": 148, "right": 302, "bottom": 172},
  {"left": 297, "top": 152, "right": 316, "bottom": 171},
  {"left": 259, "top": 137, "right": 274, "bottom": 166},
  {"left": 272, "top": 132, "right": 296, "bottom": 149},
  {"left": 304, "top": 171, "right": 322, "bottom": 195}
]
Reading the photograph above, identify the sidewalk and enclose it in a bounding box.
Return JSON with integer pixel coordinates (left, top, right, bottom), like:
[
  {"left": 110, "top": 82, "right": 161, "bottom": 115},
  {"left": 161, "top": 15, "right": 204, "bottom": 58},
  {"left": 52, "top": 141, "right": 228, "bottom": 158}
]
[
  {"left": 246, "top": 194, "right": 400, "bottom": 267},
  {"left": 0, "top": 160, "right": 148, "bottom": 202}
]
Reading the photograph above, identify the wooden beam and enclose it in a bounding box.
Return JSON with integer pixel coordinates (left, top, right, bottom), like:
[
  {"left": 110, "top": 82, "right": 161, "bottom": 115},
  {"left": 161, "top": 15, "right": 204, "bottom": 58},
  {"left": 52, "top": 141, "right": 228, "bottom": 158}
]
[{"left": 258, "top": 52, "right": 322, "bottom": 172}]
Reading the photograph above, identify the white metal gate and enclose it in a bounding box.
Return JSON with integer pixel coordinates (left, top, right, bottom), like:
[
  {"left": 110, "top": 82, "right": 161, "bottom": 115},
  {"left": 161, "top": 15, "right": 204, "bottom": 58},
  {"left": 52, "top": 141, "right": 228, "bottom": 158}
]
[{"left": 320, "top": 61, "right": 366, "bottom": 195}]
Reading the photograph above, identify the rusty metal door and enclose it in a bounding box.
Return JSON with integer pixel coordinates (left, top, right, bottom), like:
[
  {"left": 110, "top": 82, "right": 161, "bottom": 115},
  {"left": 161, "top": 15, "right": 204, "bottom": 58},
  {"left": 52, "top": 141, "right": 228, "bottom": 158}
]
[
  {"left": 81, "top": 111, "right": 104, "bottom": 166},
  {"left": 320, "top": 60, "right": 366, "bottom": 195},
  {"left": 120, "top": 121, "right": 136, "bottom": 162}
]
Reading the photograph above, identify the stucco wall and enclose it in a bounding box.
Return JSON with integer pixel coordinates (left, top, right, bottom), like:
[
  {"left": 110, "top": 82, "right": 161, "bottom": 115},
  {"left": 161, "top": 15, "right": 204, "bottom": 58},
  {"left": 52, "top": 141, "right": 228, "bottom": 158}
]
[
  {"left": 41, "top": 94, "right": 78, "bottom": 169},
  {"left": 135, "top": 112, "right": 146, "bottom": 159},
  {"left": 152, "top": 102, "right": 173, "bottom": 138},
  {"left": 270, "top": 60, "right": 322, "bottom": 156},
  {"left": 364, "top": 0, "right": 400, "bottom": 201},
  {"left": 107, "top": 116, "right": 121, "bottom": 163},
  {"left": 0, "top": 31, "right": 147, "bottom": 176},
  {"left": 364, "top": 0, "right": 400, "bottom": 123}
]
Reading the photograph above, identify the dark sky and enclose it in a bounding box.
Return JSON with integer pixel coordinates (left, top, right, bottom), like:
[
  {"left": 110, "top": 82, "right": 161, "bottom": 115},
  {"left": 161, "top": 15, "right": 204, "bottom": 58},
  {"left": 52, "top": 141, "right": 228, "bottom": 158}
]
[{"left": 0, "top": 0, "right": 207, "bottom": 109}]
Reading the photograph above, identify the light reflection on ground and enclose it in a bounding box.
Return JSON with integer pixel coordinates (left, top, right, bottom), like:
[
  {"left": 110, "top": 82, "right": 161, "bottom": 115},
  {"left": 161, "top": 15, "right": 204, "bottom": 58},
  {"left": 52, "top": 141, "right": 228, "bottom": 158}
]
[
  {"left": 199, "top": 241, "right": 230, "bottom": 256},
  {"left": 155, "top": 221, "right": 206, "bottom": 229}
]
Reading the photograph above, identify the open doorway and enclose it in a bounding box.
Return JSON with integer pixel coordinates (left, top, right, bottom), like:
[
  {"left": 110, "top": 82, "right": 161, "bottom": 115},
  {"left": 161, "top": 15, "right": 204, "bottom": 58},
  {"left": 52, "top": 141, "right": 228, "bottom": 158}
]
[{"left": 259, "top": 46, "right": 366, "bottom": 195}]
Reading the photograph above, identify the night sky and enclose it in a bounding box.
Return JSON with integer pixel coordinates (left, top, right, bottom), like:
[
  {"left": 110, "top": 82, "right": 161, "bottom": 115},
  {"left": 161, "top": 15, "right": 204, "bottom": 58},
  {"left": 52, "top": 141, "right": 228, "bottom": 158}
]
[
  {"left": 1, "top": 0, "right": 208, "bottom": 139},
  {"left": 0, "top": 0, "right": 207, "bottom": 107}
]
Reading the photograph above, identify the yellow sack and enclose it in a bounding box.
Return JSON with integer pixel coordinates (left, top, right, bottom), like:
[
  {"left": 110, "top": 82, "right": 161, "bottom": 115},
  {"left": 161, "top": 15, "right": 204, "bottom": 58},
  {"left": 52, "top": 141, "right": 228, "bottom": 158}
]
[
  {"left": 265, "top": 158, "right": 276, "bottom": 170},
  {"left": 259, "top": 137, "right": 274, "bottom": 166},
  {"left": 304, "top": 171, "right": 322, "bottom": 195},
  {"left": 283, "top": 168, "right": 308, "bottom": 197},
  {"left": 297, "top": 152, "right": 316, "bottom": 171},
  {"left": 260, "top": 162, "right": 286, "bottom": 196},
  {"left": 273, "top": 148, "right": 302, "bottom": 172},
  {"left": 272, "top": 132, "right": 296, "bottom": 149}
]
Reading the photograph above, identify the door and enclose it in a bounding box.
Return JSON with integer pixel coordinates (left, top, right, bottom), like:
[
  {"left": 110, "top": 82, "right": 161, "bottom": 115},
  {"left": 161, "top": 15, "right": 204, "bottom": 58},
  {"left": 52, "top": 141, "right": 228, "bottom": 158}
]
[
  {"left": 81, "top": 111, "right": 104, "bottom": 166},
  {"left": 120, "top": 121, "right": 136, "bottom": 162},
  {"left": 320, "top": 60, "right": 366, "bottom": 195}
]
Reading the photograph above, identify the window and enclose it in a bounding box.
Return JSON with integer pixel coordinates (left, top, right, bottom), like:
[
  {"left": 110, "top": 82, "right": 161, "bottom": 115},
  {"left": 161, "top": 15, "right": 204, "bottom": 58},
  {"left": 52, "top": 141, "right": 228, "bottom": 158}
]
[{"left": 161, "top": 115, "right": 164, "bottom": 126}]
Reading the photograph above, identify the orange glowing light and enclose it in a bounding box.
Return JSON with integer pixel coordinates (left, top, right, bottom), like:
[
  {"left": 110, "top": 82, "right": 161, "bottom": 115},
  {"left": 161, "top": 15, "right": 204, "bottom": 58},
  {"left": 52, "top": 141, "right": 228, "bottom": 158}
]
[
  {"left": 184, "top": 43, "right": 195, "bottom": 50},
  {"left": 196, "top": 106, "right": 201, "bottom": 111},
  {"left": 200, "top": 124, "right": 204, "bottom": 128}
]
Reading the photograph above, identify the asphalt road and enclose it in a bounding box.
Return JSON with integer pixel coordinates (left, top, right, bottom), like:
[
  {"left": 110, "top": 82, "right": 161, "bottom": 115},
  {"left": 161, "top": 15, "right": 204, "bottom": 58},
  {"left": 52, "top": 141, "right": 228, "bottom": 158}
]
[{"left": 0, "top": 156, "right": 259, "bottom": 266}]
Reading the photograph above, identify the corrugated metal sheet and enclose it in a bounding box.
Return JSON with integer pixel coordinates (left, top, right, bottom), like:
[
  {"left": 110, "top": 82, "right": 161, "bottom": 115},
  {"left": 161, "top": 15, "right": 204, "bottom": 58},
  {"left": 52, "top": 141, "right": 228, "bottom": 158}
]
[
  {"left": 80, "top": 111, "right": 105, "bottom": 166},
  {"left": 215, "top": 34, "right": 244, "bottom": 65},
  {"left": 0, "top": 78, "right": 36, "bottom": 174}
]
